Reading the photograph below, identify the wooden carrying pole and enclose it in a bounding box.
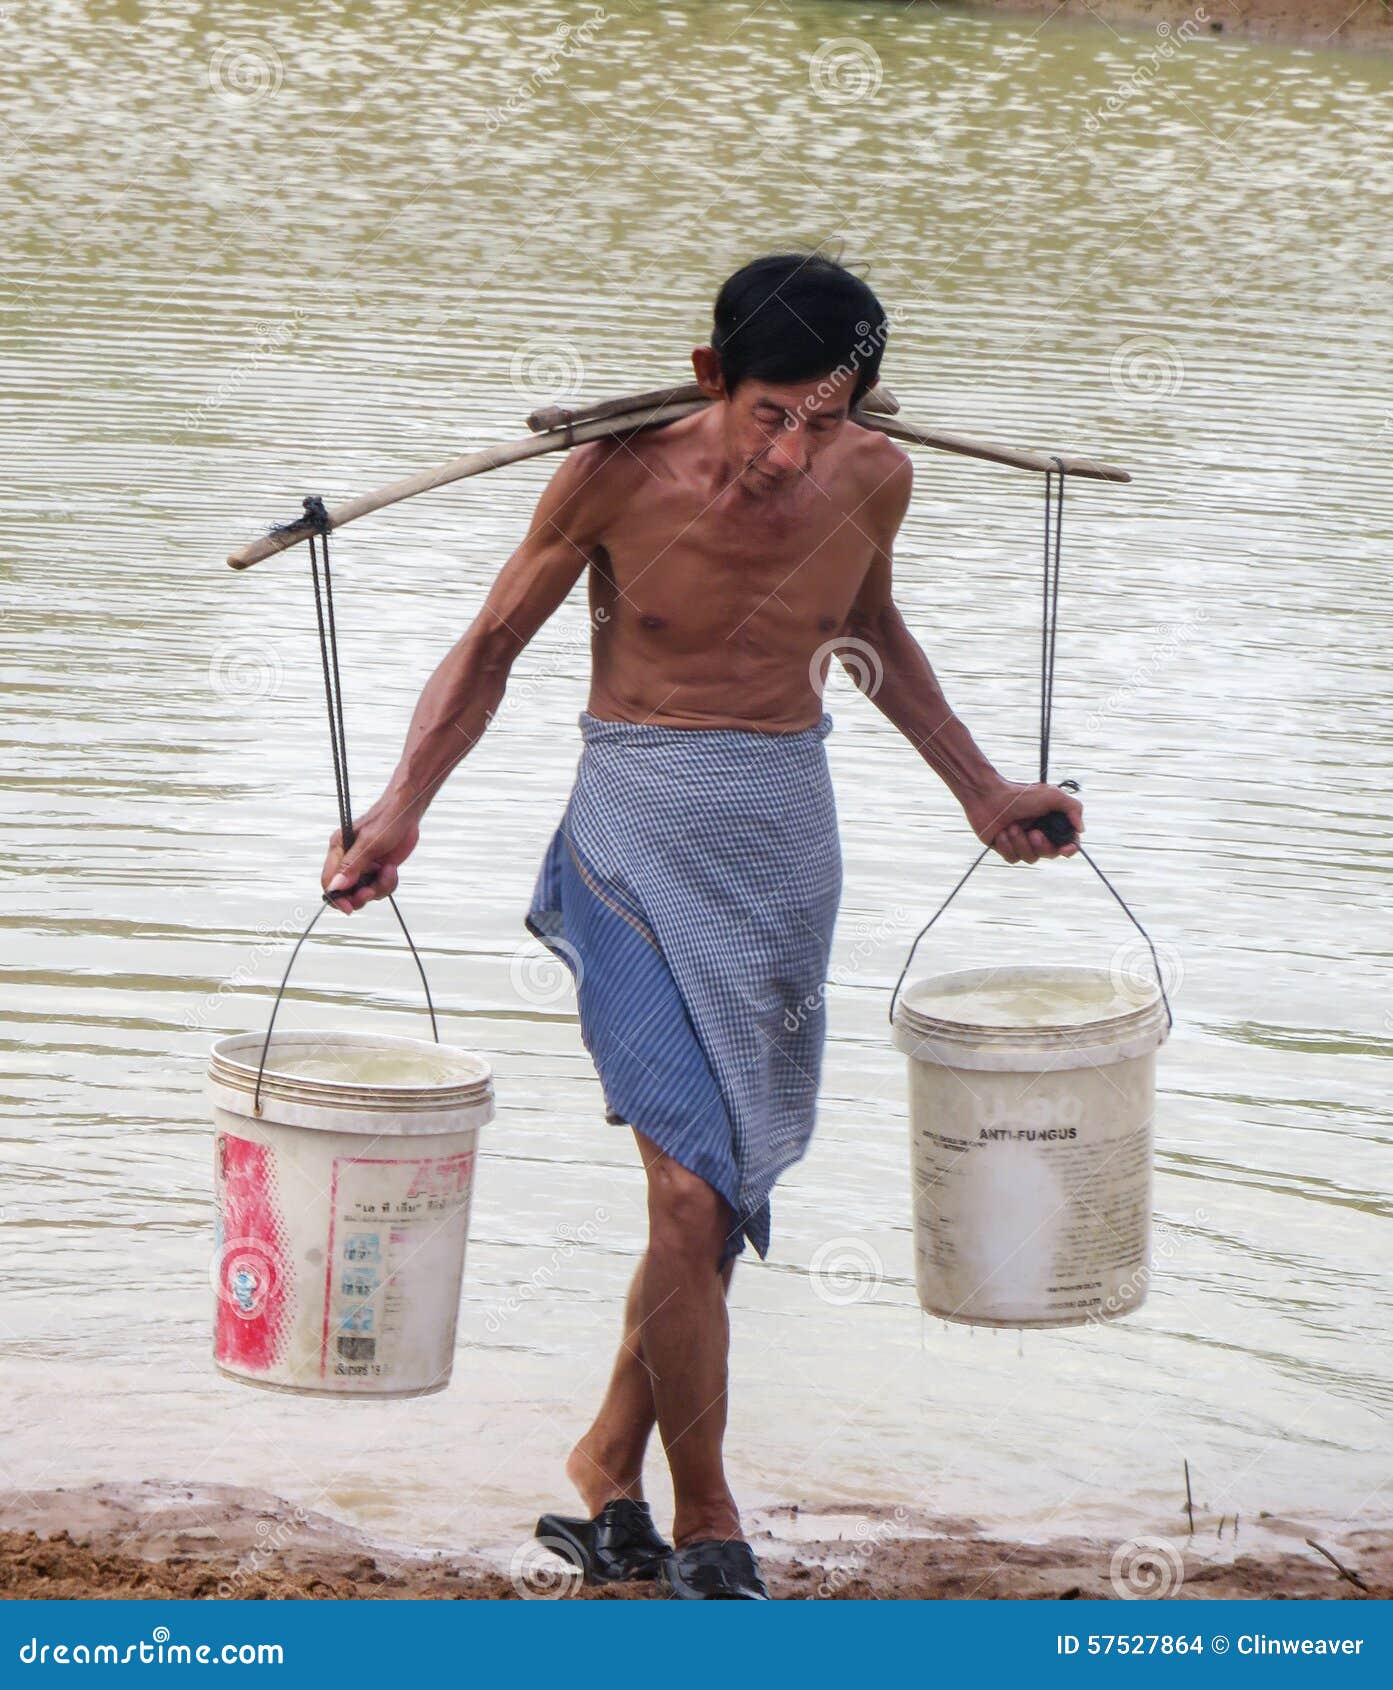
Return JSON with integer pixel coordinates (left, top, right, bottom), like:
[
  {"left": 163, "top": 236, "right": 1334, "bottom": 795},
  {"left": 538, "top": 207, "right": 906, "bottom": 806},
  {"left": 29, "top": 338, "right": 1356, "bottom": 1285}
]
[{"left": 227, "top": 386, "right": 1130, "bottom": 570}]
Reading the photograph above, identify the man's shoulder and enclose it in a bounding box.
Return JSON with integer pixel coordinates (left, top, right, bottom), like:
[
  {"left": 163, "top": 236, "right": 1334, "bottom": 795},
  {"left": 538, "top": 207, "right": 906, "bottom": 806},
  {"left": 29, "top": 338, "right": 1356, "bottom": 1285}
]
[
  {"left": 552, "top": 434, "right": 653, "bottom": 491},
  {"left": 845, "top": 419, "right": 911, "bottom": 472},
  {"left": 841, "top": 423, "right": 913, "bottom": 505},
  {"left": 538, "top": 432, "right": 654, "bottom": 531}
]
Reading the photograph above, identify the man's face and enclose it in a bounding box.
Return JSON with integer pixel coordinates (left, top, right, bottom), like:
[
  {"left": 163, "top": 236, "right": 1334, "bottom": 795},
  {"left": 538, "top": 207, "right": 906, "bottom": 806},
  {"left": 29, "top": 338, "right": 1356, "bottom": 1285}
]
[{"left": 693, "top": 350, "right": 859, "bottom": 499}]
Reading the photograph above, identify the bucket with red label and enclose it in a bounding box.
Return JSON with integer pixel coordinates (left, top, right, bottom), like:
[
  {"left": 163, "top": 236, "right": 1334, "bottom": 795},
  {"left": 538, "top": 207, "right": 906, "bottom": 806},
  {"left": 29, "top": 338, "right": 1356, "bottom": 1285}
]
[{"left": 208, "top": 1031, "right": 494, "bottom": 1397}]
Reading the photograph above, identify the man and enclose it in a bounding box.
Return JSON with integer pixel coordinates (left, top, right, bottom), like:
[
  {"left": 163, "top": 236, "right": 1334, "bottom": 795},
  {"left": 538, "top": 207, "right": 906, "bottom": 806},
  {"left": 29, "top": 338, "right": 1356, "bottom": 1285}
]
[{"left": 322, "top": 253, "right": 1082, "bottom": 1599}]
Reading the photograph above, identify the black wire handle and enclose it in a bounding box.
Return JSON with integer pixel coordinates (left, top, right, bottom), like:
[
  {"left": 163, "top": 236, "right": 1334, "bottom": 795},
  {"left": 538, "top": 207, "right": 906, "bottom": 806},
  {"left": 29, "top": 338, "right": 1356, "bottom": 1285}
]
[
  {"left": 251, "top": 496, "right": 440, "bottom": 1114},
  {"left": 888, "top": 463, "right": 1172, "bottom": 1033},
  {"left": 252, "top": 897, "right": 440, "bottom": 1115},
  {"left": 886, "top": 834, "right": 1172, "bottom": 1033}
]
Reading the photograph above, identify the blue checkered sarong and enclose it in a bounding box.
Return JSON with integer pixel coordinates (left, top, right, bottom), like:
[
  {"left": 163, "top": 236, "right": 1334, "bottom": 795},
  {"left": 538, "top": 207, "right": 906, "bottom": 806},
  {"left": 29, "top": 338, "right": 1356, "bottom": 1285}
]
[{"left": 526, "top": 710, "right": 842, "bottom": 1259}]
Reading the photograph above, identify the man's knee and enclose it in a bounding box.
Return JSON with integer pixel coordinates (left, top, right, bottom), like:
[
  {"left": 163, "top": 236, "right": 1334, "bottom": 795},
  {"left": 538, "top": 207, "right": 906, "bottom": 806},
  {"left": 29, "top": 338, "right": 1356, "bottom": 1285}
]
[{"left": 645, "top": 1154, "right": 728, "bottom": 1263}]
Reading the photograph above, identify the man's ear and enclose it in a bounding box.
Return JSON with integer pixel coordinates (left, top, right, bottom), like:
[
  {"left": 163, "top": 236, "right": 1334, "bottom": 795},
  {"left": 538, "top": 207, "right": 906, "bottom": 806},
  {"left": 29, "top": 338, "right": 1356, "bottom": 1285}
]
[{"left": 692, "top": 345, "right": 726, "bottom": 400}]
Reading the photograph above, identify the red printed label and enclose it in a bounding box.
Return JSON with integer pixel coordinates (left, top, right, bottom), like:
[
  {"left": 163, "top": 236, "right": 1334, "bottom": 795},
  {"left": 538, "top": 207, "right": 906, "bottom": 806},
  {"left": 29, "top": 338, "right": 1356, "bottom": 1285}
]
[{"left": 214, "top": 1134, "right": 291, "bottom": 1372}]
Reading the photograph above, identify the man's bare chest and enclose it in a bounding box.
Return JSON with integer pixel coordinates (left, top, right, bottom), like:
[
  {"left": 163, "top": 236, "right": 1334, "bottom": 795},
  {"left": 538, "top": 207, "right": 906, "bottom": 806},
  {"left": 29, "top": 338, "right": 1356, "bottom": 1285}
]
[{"left": 594, "top": 484, "right": 872, "bottom": 608}]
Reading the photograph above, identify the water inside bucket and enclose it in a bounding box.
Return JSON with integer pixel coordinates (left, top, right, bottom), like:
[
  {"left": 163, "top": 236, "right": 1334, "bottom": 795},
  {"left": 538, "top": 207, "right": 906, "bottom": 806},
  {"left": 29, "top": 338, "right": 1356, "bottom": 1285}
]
[
  {"left": 259, "top": 1045, "right": 485, "bottom": 1089},
  {"left": 904, "top": 971, "right": 1152, "bottom": 1031}
]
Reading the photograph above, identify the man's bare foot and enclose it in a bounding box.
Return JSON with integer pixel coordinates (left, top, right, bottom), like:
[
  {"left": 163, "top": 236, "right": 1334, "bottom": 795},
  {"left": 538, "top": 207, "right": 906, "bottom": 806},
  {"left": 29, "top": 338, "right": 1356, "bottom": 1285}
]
[{"left": 566, "top": 1433, "right": 644, "bottom": 1517}]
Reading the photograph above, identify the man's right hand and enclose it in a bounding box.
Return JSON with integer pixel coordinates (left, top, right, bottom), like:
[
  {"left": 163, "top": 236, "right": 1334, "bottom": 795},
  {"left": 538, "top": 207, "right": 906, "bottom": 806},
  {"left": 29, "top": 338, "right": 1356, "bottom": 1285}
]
[{"left": 321, "top": 793, "right": 422, "bottom": 913}]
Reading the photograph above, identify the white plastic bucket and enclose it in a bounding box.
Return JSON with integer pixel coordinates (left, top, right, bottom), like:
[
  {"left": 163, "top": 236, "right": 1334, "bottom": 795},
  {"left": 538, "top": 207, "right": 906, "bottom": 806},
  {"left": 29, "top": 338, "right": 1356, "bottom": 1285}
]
[
  {"left": 892, "top": 964, "right": 1169, "bottom": 1329},
  {"left": 208, "top": 1030, "right": 494, "bottom": 1397}
]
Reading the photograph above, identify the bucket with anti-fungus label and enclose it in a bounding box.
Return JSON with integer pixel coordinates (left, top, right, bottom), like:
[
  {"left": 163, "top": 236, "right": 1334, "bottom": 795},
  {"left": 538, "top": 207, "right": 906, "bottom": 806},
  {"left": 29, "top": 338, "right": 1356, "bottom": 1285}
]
[
  {"left": 891, "top": 964, "right": 1169, "bottom": 1330},
  {"left": 208, "top": 1029, "right": 494, "bottom": 1397}
]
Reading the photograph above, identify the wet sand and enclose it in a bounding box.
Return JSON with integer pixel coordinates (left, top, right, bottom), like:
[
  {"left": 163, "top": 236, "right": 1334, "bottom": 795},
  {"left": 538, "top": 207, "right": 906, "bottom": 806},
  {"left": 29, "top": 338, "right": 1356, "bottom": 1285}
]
[
  {"left": 2, "top": 1484, "right": 1386, "bottom": 1601},
  {"left": 970, "top": 1, "right": 1393, "bottom": 50}
]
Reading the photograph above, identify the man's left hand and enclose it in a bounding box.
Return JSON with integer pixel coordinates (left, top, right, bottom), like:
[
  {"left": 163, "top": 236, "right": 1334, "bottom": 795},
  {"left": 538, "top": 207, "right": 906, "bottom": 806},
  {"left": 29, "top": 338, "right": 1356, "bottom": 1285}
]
[{"left": 964, "top": 780, "right": 1084, "bottom": 865}]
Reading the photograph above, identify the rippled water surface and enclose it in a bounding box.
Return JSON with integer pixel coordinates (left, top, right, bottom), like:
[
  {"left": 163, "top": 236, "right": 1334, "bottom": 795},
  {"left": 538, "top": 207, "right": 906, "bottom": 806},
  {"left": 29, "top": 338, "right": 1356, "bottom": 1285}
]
[{"left": 3, "top": 0, "right": 1390, "bottom": 1556}]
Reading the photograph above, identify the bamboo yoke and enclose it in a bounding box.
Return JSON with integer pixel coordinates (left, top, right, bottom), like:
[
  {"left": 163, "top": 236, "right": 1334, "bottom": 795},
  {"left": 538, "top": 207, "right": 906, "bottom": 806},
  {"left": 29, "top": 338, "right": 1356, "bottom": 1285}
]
[{"left": 224, "top": 381, "right": 1131, "bottom": 570}]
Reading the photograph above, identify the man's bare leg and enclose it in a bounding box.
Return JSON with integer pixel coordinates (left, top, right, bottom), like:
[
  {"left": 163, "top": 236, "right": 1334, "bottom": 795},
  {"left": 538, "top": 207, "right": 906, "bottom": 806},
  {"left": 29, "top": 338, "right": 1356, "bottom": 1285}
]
[
  {"left": 632, "top": 1132, "right": 741, "bottom": 1546},
  {"left": 568, "top": 1243, "right": 736, "bottom": 1520},
  {"left": 566, "top": 1261, "right": 656, "bottom": 1513}
]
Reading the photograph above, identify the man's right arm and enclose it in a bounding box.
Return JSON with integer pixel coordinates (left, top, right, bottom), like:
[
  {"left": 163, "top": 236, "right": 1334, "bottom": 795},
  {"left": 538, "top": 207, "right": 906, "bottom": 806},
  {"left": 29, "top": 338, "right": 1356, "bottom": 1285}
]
[{"left": 322, "top": 441, "right": 616, "bottom": 910}]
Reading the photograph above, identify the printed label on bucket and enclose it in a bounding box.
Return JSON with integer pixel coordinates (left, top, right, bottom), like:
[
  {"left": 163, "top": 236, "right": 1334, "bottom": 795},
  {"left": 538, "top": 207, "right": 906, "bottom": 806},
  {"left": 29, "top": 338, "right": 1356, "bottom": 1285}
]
[
  {"left": 908, "top": 1058, "right": 1157, "bottom": 1327},
  {"left": 321, "top": 1149, "right": 477, "bottom": 1382},
  {"left": 213, "top": 1135, "right": 293, "bottom": 1372}
]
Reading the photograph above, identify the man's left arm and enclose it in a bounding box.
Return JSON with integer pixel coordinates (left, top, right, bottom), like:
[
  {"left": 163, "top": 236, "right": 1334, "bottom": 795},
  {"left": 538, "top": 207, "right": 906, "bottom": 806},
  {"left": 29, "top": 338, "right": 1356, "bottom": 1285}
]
[{"left": 839, "top": 453, "right": 1082, "bottom": 865}]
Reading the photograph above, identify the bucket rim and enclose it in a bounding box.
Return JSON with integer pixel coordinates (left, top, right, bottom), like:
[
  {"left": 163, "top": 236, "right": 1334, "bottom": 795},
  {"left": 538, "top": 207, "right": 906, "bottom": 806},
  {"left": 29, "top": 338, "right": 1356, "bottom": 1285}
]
[
  {"left": 210, "top": 1028, "right": 494, "bottom": 1111},
  {"left": 892, "top": 962, "right": 1169, "bottom": 1070},
  {"left": 895, "top": 962, "right": 1162, "bottom": 1031}
]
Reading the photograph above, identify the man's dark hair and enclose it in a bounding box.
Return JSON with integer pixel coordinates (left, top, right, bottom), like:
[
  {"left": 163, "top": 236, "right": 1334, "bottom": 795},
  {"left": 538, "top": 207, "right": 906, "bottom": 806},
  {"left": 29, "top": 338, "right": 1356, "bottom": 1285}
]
[{"left": 711, "top": 253, "right": 888, "bottom": 405}]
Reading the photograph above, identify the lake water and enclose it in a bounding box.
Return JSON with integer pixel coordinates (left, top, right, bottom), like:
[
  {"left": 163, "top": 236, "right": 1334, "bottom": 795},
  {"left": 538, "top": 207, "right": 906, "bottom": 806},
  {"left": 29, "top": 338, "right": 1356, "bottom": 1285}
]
[{"left": 2, "top": 0, "right": 1390, "bottom": 1562}]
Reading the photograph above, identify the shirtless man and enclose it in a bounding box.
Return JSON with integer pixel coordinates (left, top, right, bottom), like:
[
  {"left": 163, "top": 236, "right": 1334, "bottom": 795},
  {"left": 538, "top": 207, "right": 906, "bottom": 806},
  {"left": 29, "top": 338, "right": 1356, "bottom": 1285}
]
[{"left": 321, "top": 254, "right": 1082, "bottom": 1599}]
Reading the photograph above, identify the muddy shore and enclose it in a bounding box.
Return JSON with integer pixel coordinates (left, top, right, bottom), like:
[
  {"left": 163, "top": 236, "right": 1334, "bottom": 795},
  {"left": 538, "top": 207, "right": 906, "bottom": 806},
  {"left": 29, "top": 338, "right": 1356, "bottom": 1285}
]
[
  {"left": 966, "top": 1, "right": 1393, "bottom": 50},
  {"left": 1, "top": 1484, "right": 1386, "bottom": 1601}
]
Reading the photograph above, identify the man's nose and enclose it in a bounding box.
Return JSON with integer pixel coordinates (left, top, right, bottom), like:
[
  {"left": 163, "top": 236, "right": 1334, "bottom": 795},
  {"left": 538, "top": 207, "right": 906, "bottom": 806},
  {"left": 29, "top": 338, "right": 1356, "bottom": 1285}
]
[{"left": 766, "top": 426, "right": 809, "bottom": 475}]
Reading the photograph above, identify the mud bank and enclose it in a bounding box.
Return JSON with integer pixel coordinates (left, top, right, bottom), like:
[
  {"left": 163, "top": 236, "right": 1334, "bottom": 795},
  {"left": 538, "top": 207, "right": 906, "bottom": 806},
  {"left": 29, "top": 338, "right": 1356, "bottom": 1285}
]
[
  {"left": 1, "top": 1484, "right": 1385, "bottom": 1601},
  {"left": 966, "top": 1, "right": 1393, "bottom": 50}
]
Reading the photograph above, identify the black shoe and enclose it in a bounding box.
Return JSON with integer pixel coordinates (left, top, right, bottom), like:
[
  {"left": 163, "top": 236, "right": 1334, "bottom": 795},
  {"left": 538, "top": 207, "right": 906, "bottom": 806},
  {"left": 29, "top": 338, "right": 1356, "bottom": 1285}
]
[
  {"left": 534, "top": 1498, "right": 672, "bottom": 1585},
  {"left": 661, "top": 1538, "right": 769, "bottom": 1599}
]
